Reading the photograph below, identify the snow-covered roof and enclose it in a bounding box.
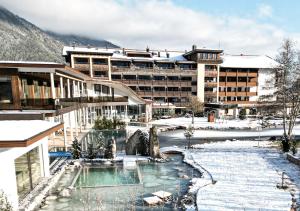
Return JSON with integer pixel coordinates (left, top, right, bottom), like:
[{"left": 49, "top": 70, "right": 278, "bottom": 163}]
[
  {"left": 0, "top": 120, "right": 62, "bottom": 142},
  {"left": 63, "top": 46, "right": 188, "bottom": 62},
  {"left": 63, "top": 46, "right": 119, "bottom": 56},
  {"left": 0, "top": 61, "right": 61, "bottom": 65},
  {"left": 221, "top": 55, "right": 278, "bottom": 69}
]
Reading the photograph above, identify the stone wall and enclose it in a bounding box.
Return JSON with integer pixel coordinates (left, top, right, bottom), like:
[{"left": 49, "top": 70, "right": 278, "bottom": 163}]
[{"left": 287, "top": 153, "right": 300, "bottom": 166}]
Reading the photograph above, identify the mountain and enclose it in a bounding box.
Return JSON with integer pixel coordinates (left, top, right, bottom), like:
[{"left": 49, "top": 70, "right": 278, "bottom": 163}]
[
  {"left": 0, "top": 7, "right": 118, "bottom": 63},
  {"left": 45, "top": 31, "right": 118, "bottom": 49}
]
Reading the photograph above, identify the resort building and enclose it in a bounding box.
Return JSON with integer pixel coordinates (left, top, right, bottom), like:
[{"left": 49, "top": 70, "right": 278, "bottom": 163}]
[
  {"left": 0, "top": 120, "right": 62, "bottom": 210},
  {"left": 63, "top": 45, "right": 277, "bottom": 115},
  {"left": 0, "top": 61, "right": 150, "bottom": 150}
]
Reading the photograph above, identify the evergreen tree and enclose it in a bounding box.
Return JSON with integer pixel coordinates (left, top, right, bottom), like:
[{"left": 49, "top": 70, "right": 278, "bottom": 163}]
[{"left": 71, "top": 138, "right": 82, "bottom": 159}]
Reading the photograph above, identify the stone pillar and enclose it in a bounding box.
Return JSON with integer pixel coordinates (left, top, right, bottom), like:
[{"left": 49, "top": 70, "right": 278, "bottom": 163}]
[
  {"left": 60, "top": 77, "right": 64, "bottom": 98},
  {"left": 216, "top": 65, "right": 220, "bottom": 103},
  {"left": 40, "top": 138, "right": 50, "bottom": 177},
  {"left": 81, "top": 82, "right": 84, "bottom": 96},
  {"left": 73, "top": 80, "right": 76, "bottom": 97},
  {"left": 108, "top": 56, "right": 112, "bottom": 81},
  {"left": 67, "top": 78, "right": 71, "bottom": 98},
  {"left": 50, "top": 72, "right": 56, "bottom": 99},
  {"left": 89, "top": 57, "right": 93, "bottom": 78},
  {"left": 74, "top": 110, "right": 78, "bottom": 137},
  {"left": 63, "top": 114, "right": 67, "bottom": 150},
  {"left": 69, "top": 112, "right": 74, "bottom": 142}
]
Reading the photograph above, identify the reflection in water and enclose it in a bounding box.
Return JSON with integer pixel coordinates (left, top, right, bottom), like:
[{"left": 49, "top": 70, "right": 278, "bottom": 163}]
[{"left": 39, "top": 154, "right": 200, "bottom": 211}]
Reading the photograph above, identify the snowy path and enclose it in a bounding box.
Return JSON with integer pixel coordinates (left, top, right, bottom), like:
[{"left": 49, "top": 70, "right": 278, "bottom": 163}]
[{"left": 189, "top": 141, "right": 300, "bottom": 211}]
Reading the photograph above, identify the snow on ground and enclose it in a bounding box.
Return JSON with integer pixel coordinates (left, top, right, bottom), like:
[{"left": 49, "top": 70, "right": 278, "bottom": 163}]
[
  {"left": 151, "top": 117, "right": 259, "bottom": 129},
  {"left": 188, "top": 141, "right": 300, "bottom": 211},
  {"left": 166, "top": 127, "right": 300, "bottom": 139}
]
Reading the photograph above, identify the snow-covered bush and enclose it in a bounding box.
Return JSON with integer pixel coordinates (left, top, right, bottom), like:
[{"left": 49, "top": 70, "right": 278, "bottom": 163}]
[{"left": 0, "top": 190, "right": 13, "bottom": 211}]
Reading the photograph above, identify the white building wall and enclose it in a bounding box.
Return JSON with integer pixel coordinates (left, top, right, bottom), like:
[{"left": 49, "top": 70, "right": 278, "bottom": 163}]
[
  {"left": 197, "top": 64, "right": 205, "bottom": 102},
  {"left": 257, "top": 68, "right": 276, "bottom": 101},
  {"left": 0, "top": 138, "right": 50, "bottom": 210}
]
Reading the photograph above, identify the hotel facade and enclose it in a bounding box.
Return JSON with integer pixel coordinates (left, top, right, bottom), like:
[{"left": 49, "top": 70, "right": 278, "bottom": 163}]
[{"left": 63, "top": 45, "right": 277, "bottom": 115}]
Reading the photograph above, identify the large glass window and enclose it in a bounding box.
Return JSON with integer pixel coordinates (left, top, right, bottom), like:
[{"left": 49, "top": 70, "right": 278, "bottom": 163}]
[
  {"left": 15, "top": 147, "right": 41, "bottom": 199},
  {"left": 0, "top": 76, "right": 13, "bottom": 103}
]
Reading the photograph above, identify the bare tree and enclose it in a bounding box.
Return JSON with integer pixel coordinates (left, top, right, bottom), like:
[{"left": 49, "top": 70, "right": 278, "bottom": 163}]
[
  {"left": 274, "top": 39, "right": 300, "bottom": 152},
  {"left": 186, "top": 96, "right": 204, "bottom": 126}
]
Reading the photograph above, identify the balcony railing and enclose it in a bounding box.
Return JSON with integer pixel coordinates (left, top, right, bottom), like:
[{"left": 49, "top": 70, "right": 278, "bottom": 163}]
[
  {"left": 21, "top": 98, "right": 56, "bottom": 110},
  {"left": 58, "top": 96, "right": 128, "bottom": 104}
]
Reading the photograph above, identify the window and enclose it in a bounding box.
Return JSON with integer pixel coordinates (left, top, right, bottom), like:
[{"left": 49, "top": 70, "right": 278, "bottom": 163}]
[
  {"left": 15, "top": 147, "right": 41, "bottom": 199},
  {"left": 181, "top": 76, "right": 192, "bottom": 81},
  {"left": 112, "top": 75, "right": 121, "bottom": 80},
  {"left": 181, "top": 87, "right": 192, "bottom": 92},
  {"left": 0, "top": 76, "right": 13, "bottom": 103},
  {"left": 75, "top": 58, "right": 88, "bottom": 64},
  {"left": 123, "top": 75, "right": 136, "bottom": 80},
  {"left": 153, "top": 75, "right": 165, "bottom": 80},
  {"left": 138, "top": 75, "right": 151, "bottom": 80},
  {"left": 93, "top": 58, "right": 107, "bottom": 65}
]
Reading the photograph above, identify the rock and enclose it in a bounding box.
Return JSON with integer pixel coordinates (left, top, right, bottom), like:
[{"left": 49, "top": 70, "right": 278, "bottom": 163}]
[
  {"left": 74, "top": 161, "right": 81, "bottom": 168},
  {"left": 59, "top": 188, "right": 71, "bottom": 197},
  {"left": 46, "top": 195, "right": 58, "bottom": 200},
  {"left": 149, "top": 126, "right": 161, "bottom": 158},
  {"left": 126, "top": 129, "right": 150, "bottom": 155},
  {"left": 180, "top": 174, "right": 189, "bottom": 179}
]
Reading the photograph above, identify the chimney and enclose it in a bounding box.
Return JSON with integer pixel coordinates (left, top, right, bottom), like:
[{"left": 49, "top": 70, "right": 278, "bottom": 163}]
[
  {"left": 146, "top": 46, "right": 149, "bottom": 52},
  {"left": 166, "top": 52, "right": 170, "bottom": 58},
  {"left": 158, "top": 51, "right": 160, "bottom": 57},
  {"left": 122, "top": 48, "right": 125, "bottom": 55},
  {"left": 192, "top": 44, "right": 197, "bottom": 51}
]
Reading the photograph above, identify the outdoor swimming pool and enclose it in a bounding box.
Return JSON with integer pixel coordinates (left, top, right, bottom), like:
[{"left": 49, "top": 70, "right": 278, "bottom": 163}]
[
  {"left": 75, "top": 166, "right": 140, "bottom": 187},
  {"left": 39, "top": 154, "right": 200, "bottom": 210}
]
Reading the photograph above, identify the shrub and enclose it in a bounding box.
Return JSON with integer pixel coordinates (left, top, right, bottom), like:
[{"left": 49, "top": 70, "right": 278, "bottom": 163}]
[
  {"left": 239, "top": 108, "right": 247, "bottom": 120},
  {"left": 94, "top": 116, "right": 125, "bottom": 130},
  {"left": 71, "top": 138, "right": 82, "bottom": 159},
  {"left": 0, "top": 190, "right": 13, "bottom": 211}
]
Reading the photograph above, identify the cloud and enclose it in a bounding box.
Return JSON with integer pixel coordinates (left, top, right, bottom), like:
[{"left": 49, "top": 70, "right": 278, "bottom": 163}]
[
  {"left": 0, "top": 0, "right": 298, "bottom": 56},
  {"left": 258, "top": 3, "right": 273, "bottom": 18}
]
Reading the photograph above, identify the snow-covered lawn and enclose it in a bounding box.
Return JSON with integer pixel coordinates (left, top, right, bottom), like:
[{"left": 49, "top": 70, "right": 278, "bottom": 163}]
[
  {"left": 188, "top": 141, "right": 300, "bottom": 210},
  {"left": 151, "top": 117, "right": 259, "bottom": 129}
]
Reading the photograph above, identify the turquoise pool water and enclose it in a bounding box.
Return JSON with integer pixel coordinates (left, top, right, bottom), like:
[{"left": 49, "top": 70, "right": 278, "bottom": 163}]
[
  {"left": 39, "top": 154, "right": 200, "bottom": 210},
  {"left": 75, "top": 167, "right": 140, "bottom": 187}
]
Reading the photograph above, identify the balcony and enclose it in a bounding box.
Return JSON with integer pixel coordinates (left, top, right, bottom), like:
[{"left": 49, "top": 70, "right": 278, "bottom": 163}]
[
  {"left": 247, "top": 82, "right": 257, "bottom": 86},
  {"left": 152, "top": 80, "right": 167, "bottom": 85},
  {"left": 21, "top": 98, "right": 56, "bottom": 110},
  {"left": 205, "top": 91, "right": 217, "bottom": 96},
  {"left": 74, "top": 64, "right": 90, "bottom": 71},
  {"left": 205, "top": 82, "right": 218, "bottom": 87},
  {"left": 152, "top": 91, "right": 166, "bottom": 97},
  {"left": 205, "top": 71, "right": 218, "bottom": 77},
  {"left": 58, "top": 96, "right": 128, "bottom": 105},
  {"left": 93, "top": 64, "right": 109, "bottom": 72},
  {"left": 236, "top": 92, "right": 247, "bottom": 96},
  {"left": 167, "top": 91, "right": 181, "bottom": 96},
  {"left": 137, "top": 80, "right": 153, "bottom": 85},
  {"left": 180, "top": 81, "right": 192, "bottom": 86},
  {"left": 247, "top": 92, "right": 257, "bottom": 96},
  {"left": 218, "top": 91, "right": 225, "bottom": 96},
  {"left": 248, "top": 72, "right": 258, "bottom": 77},
  {"left": 219, "top": 72, "right": 226, "bottom": 77},
  {"left": 166, "top": 81, "right": 181, "bottom": 86},
  {"left": 237, "top": 72, "right": 248, "bottom": 77},
  {"left": 197, "top": 58, "right": 223, "bottom": 64},
  {"left": 122, "top": 79, "right": 138, "bottom": 84},
  {"left": 237, "top": 82, "right": 247, "bottom": 86},
  {"left": 227, "top": 72, "right": 237, "bottom": 77}
]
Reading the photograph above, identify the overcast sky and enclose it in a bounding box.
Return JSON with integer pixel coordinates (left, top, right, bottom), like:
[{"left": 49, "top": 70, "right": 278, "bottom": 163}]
[{"left": 0, "top": 0, "right": 299, "bottom": 56}]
